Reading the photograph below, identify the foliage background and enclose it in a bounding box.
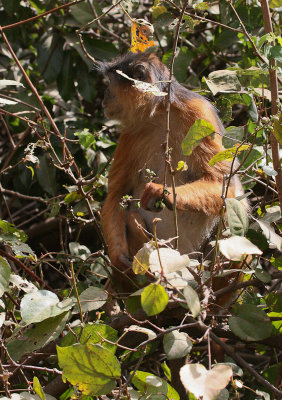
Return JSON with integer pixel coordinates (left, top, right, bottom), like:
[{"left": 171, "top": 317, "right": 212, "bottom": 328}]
[{"left": 0, "top": 0, "right": 281, "bottom": 399}]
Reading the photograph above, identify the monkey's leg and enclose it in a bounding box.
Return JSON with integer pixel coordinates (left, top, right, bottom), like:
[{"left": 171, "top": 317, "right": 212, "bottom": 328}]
[{"left": 126, "top": 211, "right": 148, "bottom": 257}]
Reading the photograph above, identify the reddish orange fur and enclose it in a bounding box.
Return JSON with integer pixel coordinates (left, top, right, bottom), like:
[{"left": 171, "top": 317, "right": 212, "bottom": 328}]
[{"left": 101, "top": 53, "right": 245, "bottom": 291}]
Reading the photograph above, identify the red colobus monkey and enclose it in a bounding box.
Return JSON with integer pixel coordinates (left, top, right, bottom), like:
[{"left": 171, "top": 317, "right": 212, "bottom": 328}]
[{"left": 99, "top": 52, "right": 245, "bottom": 291}]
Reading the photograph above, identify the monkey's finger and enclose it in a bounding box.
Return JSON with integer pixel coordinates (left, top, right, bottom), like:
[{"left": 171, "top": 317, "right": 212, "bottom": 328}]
[
  {"left": 120, "top": 254, "right": 132, "bottom": 269},
  {"left": 163, "top": 196, "right": 173, "bottom": 211}
]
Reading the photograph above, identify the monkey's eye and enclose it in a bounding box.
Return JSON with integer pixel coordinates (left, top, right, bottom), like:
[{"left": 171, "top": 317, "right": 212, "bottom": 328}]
[{"left": 132, "top": 64, "right": 147, "bottom": 81}]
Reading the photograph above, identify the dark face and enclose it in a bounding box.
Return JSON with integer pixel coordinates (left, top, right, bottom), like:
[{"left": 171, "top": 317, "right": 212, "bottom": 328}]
[{"left": 99, "top": 53, "right": 169, "bottom": 123}]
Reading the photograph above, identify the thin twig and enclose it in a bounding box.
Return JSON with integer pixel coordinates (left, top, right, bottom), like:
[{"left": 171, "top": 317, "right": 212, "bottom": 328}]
[
  {"left": 0, "top": 250, "right": 54, "bottom": 292},
  {"left": 0, "top": 29, "right": 62, "bottom": 138},
  {"left": 70, "top": 261, "right": 84, "bottom": 323},
  {"left": 164, "top": 0, "right": 189, "bottom": 249},
  {"left": 166, "top": 0, "right": 243, "bottom": 34},
  {"left": 260, "top": 0, "right": 282, "bottom": 214},
  {"left": 0, "top": 113, "right": 15, "bottom": 148},
  {"left": 0, "top": 0, "right": 84, "bottom": 31}
]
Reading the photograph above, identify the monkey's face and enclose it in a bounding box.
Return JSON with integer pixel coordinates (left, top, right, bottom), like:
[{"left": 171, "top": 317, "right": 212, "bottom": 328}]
[{"left": 99, "top": 53, "right": 169, "bottom": 125}]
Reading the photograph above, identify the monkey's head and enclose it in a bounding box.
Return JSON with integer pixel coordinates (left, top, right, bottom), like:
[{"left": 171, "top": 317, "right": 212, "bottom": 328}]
[{"left": 97, "top": 53, "right": 172, "bottom": 126}]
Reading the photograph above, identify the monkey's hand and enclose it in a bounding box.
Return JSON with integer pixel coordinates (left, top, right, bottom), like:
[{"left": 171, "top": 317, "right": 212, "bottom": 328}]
[
  {"left": 110, "top": 253, "right": 140, "bottom": 291},
  {"left": 111, "top": 253, "right": 132, "bottom": 273},
  {"left": 141, "top": 182, "right": 172, "bottom": 212}
]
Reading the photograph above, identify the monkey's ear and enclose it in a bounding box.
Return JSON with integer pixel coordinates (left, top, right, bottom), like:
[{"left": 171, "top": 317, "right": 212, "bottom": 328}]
[
  {"left": 132, "top": 64, "right": 148, "bottom": 81},
  {"left": 93, "top": 61, "right": 109, "bottom": 76}
]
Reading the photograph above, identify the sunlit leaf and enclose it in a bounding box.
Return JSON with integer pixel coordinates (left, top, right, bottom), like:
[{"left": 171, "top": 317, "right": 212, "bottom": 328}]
[
  {"left": 209, "top": 144, "right": 249, "bottom": 166},
  {"left": 9, "top": 274, "right": 37, "bottom": 293},
  {"left": 61, "top": 323, "right": 118, "bottom": 353},
  {"left": 33, "top": 377, "right": 45, "bottom": 400},
  {"left": 116, "top": 70, "right": 167, "bottom": 97},
  {"left": 149, "top": 248, "right": 190, "bottom": 275},
  {"left": 125, "top": 325, "right": 157, "bottom": 340},
  {"left": 183, "top": 285, "right": 201, "bottom": 317},
  {"left": 57, "top": 343, "right": 121, "bottom": 396},
  {"left": 0, "top": 256, "right": 11, "bottom": 297},
  {"left": 269, "top": 0, "right": 282, "bottom": 8},
  {"left": 0, "top": 79, "right": 24, "bottom": 89},
  {"left": 180, "top": 364, "right": 232, "bottom": 400},
  {"left": 132, "top": 241, "right": 155, "bottom": 275},
  {"left": 0, "top": 97, "right": 17, "bottom": 105},
  {"left": 205, "top": 70, "right": 241, "bottom": 95},
  {"left": 141, "top": 284, "right": 169, "bottom": 316},
  {"left": 131, "top": 370, "right": 180, "bottom": 400},
  {"left": 254, "top": 218, "right": 282, "bottom": 251},
  {"left": 21, "top": 290, "right": 72, "bottom": 325},
  {"left": 182, "top": 119, "right": 215, "bottom": 156},
  {"left": 151, "top": 4, "right": 168, "bottom": 18},
  {"left": 219, "top": 236, "right": 262, "bottom": 261},
  {"left": 74, "top": 287, "right": 107, "bottom": 313}
]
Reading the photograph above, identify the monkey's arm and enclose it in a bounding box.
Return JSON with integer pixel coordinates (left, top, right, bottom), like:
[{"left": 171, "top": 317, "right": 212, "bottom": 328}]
[
  {"left": 141, "top": 178, "right": 231, "bottom": 216},
  {"left": 141, "top": 133, "right": 233, "bottom": 216}
]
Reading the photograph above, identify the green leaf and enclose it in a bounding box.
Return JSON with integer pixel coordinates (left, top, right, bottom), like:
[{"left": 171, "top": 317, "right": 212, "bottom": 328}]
[
  {"left": 57, "top": 51, "right": 75, "bottom": 101},
  {"left": 0, "top": 234, "right": 35, "bottom": 258},
  {"left": 163, "top": 330, "right": 193, "bottom": 360},
  {"left": 57, "top": 343, "right": 121, "bottom": 396},
  {"left": 0, "top": 256, "right": 11, "bottom": 297},
  {"left": 254, "top": 265, "right": 272, "bottom": 283},
  {"left": 26, "top": 166, "right": 34, "bottom": 179},
  {"left": 141, "top": 284, "right": 169, "bottom": 316},
  {"left": 36, "top": 155, "right": 57, "bottom": 196},
  {"left": 70, "top": 1, "right": 98, "bottom": 26},
  {"left": 61, "top": 323, "right": 118, "bottom": 353},
  {"left": 74, "top": 129, "right": 96, "bottom": 150},
  {"left": 76, "top": 63, "right": 98, "bottom": 102},
  {"left": 0, "top": 220, "right": 28, "bottom": 242},
  {"left": 33, "top": 377, "right": 45, "bottom": 400},
  {"left": 131, "top": 371, "right": 180, "bottom": 400},
  {"left": 269, "top": 0, "right": 282, "bottom": 8},
  {"left": 74, "top": 286, "right": 107, "bottom": 313},
  {"left": 229, "top": 304, "right": 273, "bottom": 341},
  {"left": 174, "top": 47, "right": 193, "bottom": 82},
  {"left": 182, "top": 119, "right": 215, "bottom": 156},
  {"left": 209, "top": 144, "right": 249, "bottom": 166},
  {"left": 20, "top": 290, "right": 73, "bottom": 325},
  {"left": 7, "top": 312, "right": 70, "bottom": 361},
  {"left": 37, "top": 33, "right": 64, "bottom": 84},
  {"left": 222, "top": 126, "right": 244, "bottom": 149},
  {"left": 270, "top": 45, "right": 282, "bottom": 64},
  {"left": 225, "top": 198, "right": 249, "bottom": 236},
  {"left": 234, "top": 67, "right": 270, "bottom": 88},
  {"left": 64, "top": 191, "right": 82, "bottom": 205},
  {"left": 183, "top": 285, "right": 201, "bottom": 318}
]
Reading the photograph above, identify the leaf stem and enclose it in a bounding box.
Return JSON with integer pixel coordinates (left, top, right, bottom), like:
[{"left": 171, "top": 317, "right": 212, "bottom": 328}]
[{"left": 70, "top": 261, "right": 83, "bottom": 323}]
